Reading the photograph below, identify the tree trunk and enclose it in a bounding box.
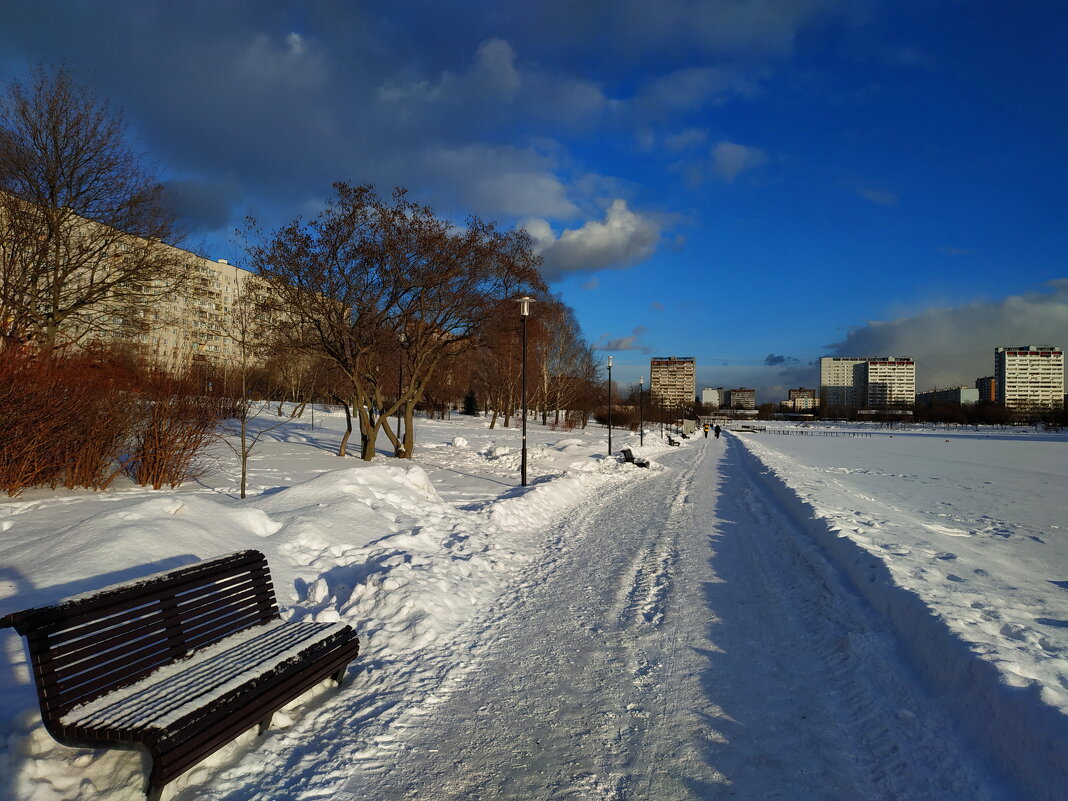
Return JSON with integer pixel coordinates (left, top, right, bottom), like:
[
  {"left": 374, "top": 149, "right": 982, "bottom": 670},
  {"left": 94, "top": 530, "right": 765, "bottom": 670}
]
[
  {"left": 359, "top": 404, "right": 376, "bottom": 461},
  {"left": 403, "top": 402, "right": 416, "bottom": 456},
  {"left": 333, "top": 395, "right": 352, "bottom": 457}
]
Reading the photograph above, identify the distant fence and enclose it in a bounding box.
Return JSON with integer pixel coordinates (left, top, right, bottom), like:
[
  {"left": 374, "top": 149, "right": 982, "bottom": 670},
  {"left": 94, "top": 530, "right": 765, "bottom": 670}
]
[{"left": 733, "top": 427, "right": 872, "bottom": 438}]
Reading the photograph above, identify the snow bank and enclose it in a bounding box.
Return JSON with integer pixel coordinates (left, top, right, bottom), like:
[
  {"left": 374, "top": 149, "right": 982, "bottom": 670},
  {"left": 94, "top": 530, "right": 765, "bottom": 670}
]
[
  {"left": 728, "top": 430, "right": 1068, "bottom": 801},
  {"left": 0, "top": 414, "right": 669, "bottom": 801}
]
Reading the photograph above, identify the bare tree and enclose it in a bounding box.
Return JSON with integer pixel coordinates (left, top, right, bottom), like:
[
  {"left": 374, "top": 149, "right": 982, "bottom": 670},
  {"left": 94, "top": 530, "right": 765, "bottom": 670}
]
[
  {"left": 219, "top": 272, "right": 288, "bottom": 498},
  {"left": 245, "top": 183, "right": 544, "bottom": 461},
  {"left": 0, "top": 65, "right": 189, "bottom": 353}
]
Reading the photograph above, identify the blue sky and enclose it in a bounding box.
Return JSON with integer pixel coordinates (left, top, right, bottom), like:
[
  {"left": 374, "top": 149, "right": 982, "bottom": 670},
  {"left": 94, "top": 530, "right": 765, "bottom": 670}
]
[{"left": 2, "top": 1, "right": 1066, "bottom": 400}]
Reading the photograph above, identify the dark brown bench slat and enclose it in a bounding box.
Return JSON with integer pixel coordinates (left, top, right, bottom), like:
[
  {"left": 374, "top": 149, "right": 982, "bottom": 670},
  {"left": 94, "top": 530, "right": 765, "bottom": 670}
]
[
  {"left": 37, "top": 588, "right": 278, "bottom": 716},
  {"left": 40, "top": 578, "right": 274, "bottom": 672},
  {"left": 28, "top": 565, "right": 275, "bottom": 647},
  {"left": 2, "top": 549, "right": 359, "bottom": 799},
  {"left": 3, "top": 551, "right": 267, "bottom": 634}
]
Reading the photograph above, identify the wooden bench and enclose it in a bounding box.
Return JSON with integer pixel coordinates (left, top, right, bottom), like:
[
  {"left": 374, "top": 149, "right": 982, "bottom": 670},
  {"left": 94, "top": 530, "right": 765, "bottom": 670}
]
[
  {"left": 620, "top": 448, "right": 649, "bottom": 468},
  {"left": 0, "top": 549, "right": 360, "bottom": 800},
  {"left": 667, "top": 435, "right": 681, "bottom": 446}
]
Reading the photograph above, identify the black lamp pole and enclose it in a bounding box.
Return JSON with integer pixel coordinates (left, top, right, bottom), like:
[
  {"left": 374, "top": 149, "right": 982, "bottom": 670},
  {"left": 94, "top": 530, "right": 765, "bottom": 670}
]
[
  {"left": 639, "top": 375, "right": 644, "bottom": 447},
  {"left": 607, "top": 355, "right": 613, "bottom": 455},
  {"left": 516, "top": 296, "right": 534, "bottom": 486},
  {"left": 396, "top": 333, "right": 407, "bottom": 455}
]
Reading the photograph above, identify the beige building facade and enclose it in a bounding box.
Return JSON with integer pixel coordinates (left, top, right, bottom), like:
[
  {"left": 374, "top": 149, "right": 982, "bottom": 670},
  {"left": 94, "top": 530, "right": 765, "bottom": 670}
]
[
  {"left": 994, "top": 346, "right": 1064, "bottom": 410},
  {"left": 650, "top": 356, "right": 696, "bottom": 407}
]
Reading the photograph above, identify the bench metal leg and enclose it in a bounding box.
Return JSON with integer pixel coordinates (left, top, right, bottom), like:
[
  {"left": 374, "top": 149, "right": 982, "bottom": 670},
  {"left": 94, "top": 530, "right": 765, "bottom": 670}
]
[
  {"left": 145, "top": 775, "right": 163, "bottom": 801},
  {"left": 258, "top": 714, "right": 273, "bottom": 735},
  {"left": 332, "top": 663, "right": 349, "bottom": 685}
]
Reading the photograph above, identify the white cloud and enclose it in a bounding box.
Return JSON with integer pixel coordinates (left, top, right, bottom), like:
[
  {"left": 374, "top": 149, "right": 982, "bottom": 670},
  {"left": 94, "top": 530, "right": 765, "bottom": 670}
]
[
  {"left": 523, "top": 199, "right": 662, "bottom": 282},
  {"left": 825, "top": 280, "right": 1068, "bottom": 390},
  {"left": 416, "top": 144, "right": 580, "bottom": 219},
  {"left": 712, "top": 141, "right": 768, "bottom": 182}
]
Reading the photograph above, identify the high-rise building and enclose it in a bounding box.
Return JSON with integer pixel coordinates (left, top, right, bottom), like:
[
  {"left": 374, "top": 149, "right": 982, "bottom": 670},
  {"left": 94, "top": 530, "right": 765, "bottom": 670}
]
[
  {"left": 700, "top": 387, "right": 721, "bottom": 407},
  {"left": 865, "top": 357, "right": 916, "bottom": 408},
  {"left": 782, "top": 387, "right": 818, "bottom": 411},
  {"left": 723, "top": 388, "right": 756, "bottom": 409},
  {"left": 994, "top": 346, "right": 1064, "bottom": 409},
  {"left": 650, "top": 356, "right": 696, "bottom": 407},
  {"left": 819, "top": 357, "right": 868, "bottom": 408},
  {"left": 820, "top": 356, "right": 915, "bottom": 409},
  {"left": 975, "top": 376, "right": 997, "bottom": 403}
]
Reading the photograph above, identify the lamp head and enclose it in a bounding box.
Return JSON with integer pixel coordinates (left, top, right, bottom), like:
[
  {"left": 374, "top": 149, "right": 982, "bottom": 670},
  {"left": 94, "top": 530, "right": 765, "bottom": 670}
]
[
  {"left": 515, "top": 296, "right": 535, "bottom": 317},
  {"left": 607, "top": 355, "right": 613, "bottom": 368}
]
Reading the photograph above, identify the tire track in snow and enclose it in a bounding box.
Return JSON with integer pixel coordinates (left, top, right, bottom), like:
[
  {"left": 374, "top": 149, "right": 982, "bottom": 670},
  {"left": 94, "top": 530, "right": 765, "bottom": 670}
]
[
  {"left": 258, "top": 437, "right": 1017, "bottom": 801},
  {"left": 335, "top": 444, "right": 713, "bottom": 800},
  {"left": 614, "top": 450, "right": 702, "bottom": 629},
  {"left": 720, "top": 437, "right": 1016, "bottom": 801}
]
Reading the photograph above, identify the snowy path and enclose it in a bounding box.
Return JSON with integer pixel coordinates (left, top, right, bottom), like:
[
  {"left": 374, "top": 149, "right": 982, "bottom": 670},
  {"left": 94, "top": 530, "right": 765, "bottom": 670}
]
[{"left": 335, "top": 438, "right": 1015, "bottom": 801}]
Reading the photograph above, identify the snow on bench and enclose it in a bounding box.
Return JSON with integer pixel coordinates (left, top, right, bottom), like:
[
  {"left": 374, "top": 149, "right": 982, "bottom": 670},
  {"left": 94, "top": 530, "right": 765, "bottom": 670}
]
[{"left": 1, "top": 549, "right": 359, "bottom": 800}]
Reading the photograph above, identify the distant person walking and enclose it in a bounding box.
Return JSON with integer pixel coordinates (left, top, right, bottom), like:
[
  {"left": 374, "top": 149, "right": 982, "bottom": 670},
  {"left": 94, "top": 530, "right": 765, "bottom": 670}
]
[{"left": 714, "top": 424, "right": 721, "bottom": 439}]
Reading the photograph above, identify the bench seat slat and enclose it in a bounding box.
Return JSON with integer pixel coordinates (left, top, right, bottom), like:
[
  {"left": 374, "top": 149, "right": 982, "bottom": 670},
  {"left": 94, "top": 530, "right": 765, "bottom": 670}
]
[
  {"left": 152, "top": 642, "right": 358, "bottom": 785},
  {"left": 60, "top": 621, "right": 350, "bottom": 734}
]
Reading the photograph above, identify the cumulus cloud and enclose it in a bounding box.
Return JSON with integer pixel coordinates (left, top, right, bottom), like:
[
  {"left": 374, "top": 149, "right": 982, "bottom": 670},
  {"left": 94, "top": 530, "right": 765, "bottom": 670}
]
[
  {"left": 523, "top": 199, "right": 662, "bottom": 282},
  {"left": 597, "top": 326, "right": 653, "bottom": 353},
  {"left": 825, "top": 280, "right": 1068, "bottom": 389},
  {"left": 712, "top": 141, "right": 768, "bottom": 182}
]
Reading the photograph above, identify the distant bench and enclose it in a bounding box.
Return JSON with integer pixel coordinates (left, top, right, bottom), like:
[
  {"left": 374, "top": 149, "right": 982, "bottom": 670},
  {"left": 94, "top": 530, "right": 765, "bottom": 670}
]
[
  {"left": 620, "top": 448, "right": 649, "bottom": 468},
  {"left": 667, "top": 435, "right": 681, "bottom": 446},
  {"left": 0, "top": 549, "right": 360, "bottom": 800}
]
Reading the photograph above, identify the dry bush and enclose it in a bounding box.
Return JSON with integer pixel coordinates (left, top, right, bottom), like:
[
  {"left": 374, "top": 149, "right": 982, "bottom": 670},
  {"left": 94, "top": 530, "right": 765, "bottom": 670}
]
[
  {"left": 126, "top": 369, "right": 228, "bottom": 490},
  {"left": 0, "top": 347, "right": 65, "bottom": 494},
  {"left": 0, "top": 345, "right": 144, "bottom": 496},
  {"left": 54, "top": 348, "right": 143, "bottom": 490}
]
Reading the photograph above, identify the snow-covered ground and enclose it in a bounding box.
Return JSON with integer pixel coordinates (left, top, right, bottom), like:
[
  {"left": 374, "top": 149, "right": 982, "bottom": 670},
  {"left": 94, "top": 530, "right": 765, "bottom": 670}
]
[{"left": 0, "top": 412, "right": 1064, "bottom": 800}]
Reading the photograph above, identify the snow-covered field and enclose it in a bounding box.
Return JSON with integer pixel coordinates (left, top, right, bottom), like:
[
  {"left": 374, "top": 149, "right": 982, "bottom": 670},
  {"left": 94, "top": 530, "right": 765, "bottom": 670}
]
[{"left": 0, "top": 411, "right": 1064, "bottom": 800}]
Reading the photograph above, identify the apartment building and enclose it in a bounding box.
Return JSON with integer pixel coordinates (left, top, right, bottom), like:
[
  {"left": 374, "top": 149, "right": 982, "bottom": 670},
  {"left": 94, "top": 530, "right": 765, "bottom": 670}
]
[
  {"left": 916, "top": 387, "right": 980, "bottom": 406},
  {"left": 994, "top": 346, "right": 1064, "bottom": 410},
  {"left": 782, "top": 387, "right": 818, "bottom": 411},
  {"left": 650, "top": 356, "right": 696, "bottom": 407},
  {"left": 865, "top": 357, "right": 916, "bottom": 407},
  {"left": 701, "top": 387, "right": 722, "bottom": 407},
  {"left": 975, "top": 376, "right": 996, "bottom": 403},
  {"left": 819, "top": 357, "right": 867, "bottom": 408},
  {"left": 100, "top": 247, "right": 271, "bottom": 367},
  {"left": 820, "top": 356, "right": 916, "bottom": 409},
  {"left": 723, "top": 388, "right": 756, "bottom": 409},
  {"left": 2, "top": 194, "right": 271, "bottom": 368}
]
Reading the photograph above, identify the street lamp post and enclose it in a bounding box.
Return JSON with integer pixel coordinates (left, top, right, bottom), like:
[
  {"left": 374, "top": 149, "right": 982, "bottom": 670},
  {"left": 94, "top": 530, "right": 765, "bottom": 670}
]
[
  {"left": 516, "top": 296, "right": 534, "bottom": 486},
  {"left": 607, "top": 356, "right": 613, "bottom": 456},
  {"left": 396, "top": 332, "right": 407, "bottom": 456},
  {"left": 639, "top": 375, "right": 644, "bottom": 447}
]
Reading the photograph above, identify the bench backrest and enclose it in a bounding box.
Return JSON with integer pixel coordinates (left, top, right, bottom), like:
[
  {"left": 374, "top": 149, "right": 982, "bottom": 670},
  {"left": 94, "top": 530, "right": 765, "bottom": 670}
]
[{"left": 1, "top": 550, "right": 278, "bottom": 720}]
